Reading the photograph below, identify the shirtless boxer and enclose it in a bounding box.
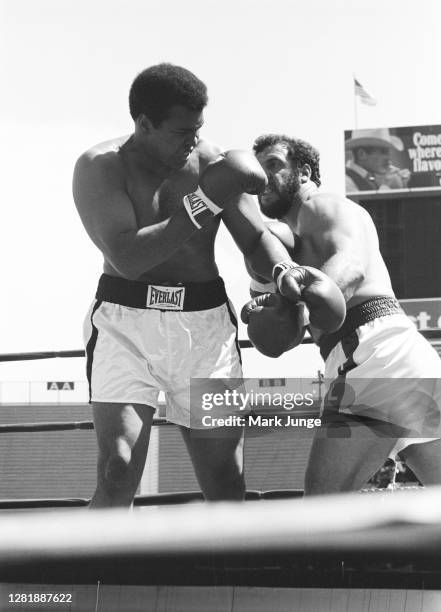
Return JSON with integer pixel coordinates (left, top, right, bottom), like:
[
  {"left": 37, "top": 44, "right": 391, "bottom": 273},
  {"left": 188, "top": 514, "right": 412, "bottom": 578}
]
[
  {"left": 245, "top": 133, "right": 441, "bottom": 494},
  {"left": 72, "top": 64, "right": 293, "bottom": 506}
]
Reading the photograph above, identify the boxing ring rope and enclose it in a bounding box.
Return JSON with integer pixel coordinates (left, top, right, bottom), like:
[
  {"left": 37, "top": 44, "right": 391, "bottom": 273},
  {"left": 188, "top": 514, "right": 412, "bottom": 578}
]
[
  {"left": 0, "top": 328, "right": 438, "bottom": 362},
  {"left": 0, "top": 419, "right": 173, "bottom": 433},
  {"left": 0, "top": 490, "right": 304, "bottom": 511},
  {"left": 0, "top": 340, "right": 256, "bottom": 362},
  {"left": 0, "top": 421, "right": 95, "bottom": 433}
]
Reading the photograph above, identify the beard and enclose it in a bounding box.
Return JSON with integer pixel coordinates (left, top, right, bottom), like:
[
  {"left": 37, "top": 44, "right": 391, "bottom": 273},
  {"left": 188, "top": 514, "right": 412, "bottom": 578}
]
[{"left": 257, "top": 171, "right": 300, "bottom": 219}]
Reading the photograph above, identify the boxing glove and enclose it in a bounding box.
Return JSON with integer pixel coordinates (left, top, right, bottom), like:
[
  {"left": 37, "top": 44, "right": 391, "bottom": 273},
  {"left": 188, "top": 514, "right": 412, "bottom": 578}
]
[
  {"left": 183, "top": 150, "right": 267, "bottom": 228},
  {"left": 273, "top": 262, "right": 346, "bottom": 333},
  {"left": 201, "top": 150, "right": 268, "bottom": 198},
  {"left": 241, "top": 293, "right": 307, "bottom": 358}
]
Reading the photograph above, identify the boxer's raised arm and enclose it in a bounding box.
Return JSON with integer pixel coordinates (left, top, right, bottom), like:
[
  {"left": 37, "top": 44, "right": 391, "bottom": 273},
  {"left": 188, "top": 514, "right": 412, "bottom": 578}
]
[
  {"left": 73, "top": 149, "right": 268, "bottom": 280},
  {"left": 221, "top": 195, "right": 292, "bottom": 284},
  {"left": 266, "top": 220, "right": 297, "bottom": 253},
  {"left": 244, "top": 258, "right": 277, "bottom": 297},
  {"left": 73, "top": 153, "right": 204, "bottom": 279},
  {"left": 240, "top": 220, "right": 297, "bottom": 296}
]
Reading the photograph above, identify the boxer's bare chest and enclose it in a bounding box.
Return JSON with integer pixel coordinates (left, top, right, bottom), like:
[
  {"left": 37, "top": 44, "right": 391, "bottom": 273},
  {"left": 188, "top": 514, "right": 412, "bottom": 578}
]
[
  {"left": 292, "top": 235, "right": 324, "bottom": 269},
  {"left": 123, "top": 155, "right": 201, "bottom": 227},
  {"left": 274, "top": 228, "right": 323, "bottom": 269},
  {"left": 114, "top": 147, "right": 218, "bottom": 282},
  {"left": 288, "top": 208, "right": 328, "bottom": 269}
]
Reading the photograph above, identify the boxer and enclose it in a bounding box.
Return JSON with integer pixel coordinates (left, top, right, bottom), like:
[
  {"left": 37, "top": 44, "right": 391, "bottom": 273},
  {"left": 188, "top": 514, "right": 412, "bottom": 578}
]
[
  {"left": 249, "top": 133, "right": 441, "bottom": 494},
  {"left": 73, "top": 64, "right": 296, "bottom": 507}
]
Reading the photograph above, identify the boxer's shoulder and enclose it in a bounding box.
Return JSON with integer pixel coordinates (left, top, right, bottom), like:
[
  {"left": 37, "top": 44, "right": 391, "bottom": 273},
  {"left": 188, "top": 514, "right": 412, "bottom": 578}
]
[
  {"left": 74, "top": 136, "right": 128, "bottom": 185},
  {"left": 303, "top": 191, "right": 365, "bottom": 227},
  {"left": 78, "top": 135, "right": 130, "bottom": 164},
  {"left": 308, "top": 191, "right": 345, "bottom": 212}
]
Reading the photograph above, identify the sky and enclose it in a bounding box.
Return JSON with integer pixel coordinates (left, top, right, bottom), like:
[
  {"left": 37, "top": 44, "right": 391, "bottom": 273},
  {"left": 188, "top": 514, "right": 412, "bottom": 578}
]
[{"left": 1, "top": 0, "right": 440, "bottom": 390}]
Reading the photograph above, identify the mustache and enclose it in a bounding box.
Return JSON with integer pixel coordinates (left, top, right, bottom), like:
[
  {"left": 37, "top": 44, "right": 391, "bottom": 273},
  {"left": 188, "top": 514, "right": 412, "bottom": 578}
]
[
  {"left": 257, "top": 173, "right": 300, "bottom": 219},
  {"left": 257, "top": 194, "right": 292, "bottom": 219},
  {"left": 266, "top": 178, "right": 278, "bottom": 191}
]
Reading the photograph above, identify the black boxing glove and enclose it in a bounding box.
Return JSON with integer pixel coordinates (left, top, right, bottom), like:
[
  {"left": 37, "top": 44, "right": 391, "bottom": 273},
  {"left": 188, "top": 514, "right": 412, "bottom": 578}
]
[
  {"left": 241, "top": 293, "right": 307, "bottom": 358},
  {"left": 273, "top": 262, "right": 346, "bottom": 333},
  {"left": 183, "top": 150, "right": 267, "bottom": 228}
]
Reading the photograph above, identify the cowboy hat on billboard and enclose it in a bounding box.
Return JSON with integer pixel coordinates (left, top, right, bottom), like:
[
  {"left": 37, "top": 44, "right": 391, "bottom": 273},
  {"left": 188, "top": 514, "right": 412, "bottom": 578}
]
[{"left": 345, "top": 127, "right": 404, "bottom": 151}]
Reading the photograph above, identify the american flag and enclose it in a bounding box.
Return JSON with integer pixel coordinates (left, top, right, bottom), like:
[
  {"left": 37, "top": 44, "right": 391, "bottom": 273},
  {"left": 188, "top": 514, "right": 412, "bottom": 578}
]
[{"left": 354, "top": 77, "right": 377, "bottom": 106}]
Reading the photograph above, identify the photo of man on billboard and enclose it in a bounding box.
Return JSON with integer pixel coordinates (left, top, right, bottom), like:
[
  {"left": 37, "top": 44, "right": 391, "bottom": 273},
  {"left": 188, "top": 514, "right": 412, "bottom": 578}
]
[
  {"left": 345, "top": 124, "right": 441, "bottom": 195},
  {"left": 345, "top": 127, "right": 411, "bottom": 193}
]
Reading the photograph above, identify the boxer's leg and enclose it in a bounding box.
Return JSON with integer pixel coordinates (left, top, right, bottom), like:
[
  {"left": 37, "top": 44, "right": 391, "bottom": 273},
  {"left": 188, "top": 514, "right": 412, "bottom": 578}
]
[
  {"left": 166, "top": 298, "right": 245, "bottom": 501},
  {"left": 180, "top": 425, "right": 245, "bottom": 501},
  {"left": 309, "top": 317, "right": 409, "bottom": 494},
  {"left": 304, "top": 421, "right": 397, "bottom": 495},
  {"left": 90, "top": 402, "right": 155, "bottom": 508},
  {"left": 399, "top": 439, "right": 441, "bottom": 485}
]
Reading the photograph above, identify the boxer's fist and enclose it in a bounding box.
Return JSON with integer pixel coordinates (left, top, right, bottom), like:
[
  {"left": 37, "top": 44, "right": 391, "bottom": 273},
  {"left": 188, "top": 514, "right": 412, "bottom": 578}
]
[
  {"left": 241, "top": 293, "right": 306, "bottom": 358},
  {"left": 183, "top": 150, "right": 267, "bottom": 228},
  {"left": 273, "top": 263, "right": 346, "bottom": 333},
  {"left": 200, "top": 150, "right": 268, "bottom": 204}
]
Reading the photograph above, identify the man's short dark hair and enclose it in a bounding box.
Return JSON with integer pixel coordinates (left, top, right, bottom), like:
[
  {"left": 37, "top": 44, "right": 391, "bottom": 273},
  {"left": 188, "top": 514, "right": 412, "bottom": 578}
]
[
  {"left": 129, "top": 63, "right": 208, "bottom": 126},
  {"left": 253, "top": 134, "right": 321, "bottom": 187}
]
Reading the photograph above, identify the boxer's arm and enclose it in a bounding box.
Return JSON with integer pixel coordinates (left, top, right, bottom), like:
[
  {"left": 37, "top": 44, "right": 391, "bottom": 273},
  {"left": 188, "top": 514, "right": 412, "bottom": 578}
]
[
  {"left": 244, "top": 221, "right": 297, "bottom": 296},
  {"left": 221, "top": 195, "right": 292, "bottom": 282},
  {"left": 73, "top": 153, "right": 206, "bottom": 279},
  {"left": 309, "top": 201, "right": 365, "bottom": 302},
  {"left": 266, "top": 220, "right": 297, "bottom": 253},
  {"left": 244, "top": 259, "right": 277, "bottom": 297}
]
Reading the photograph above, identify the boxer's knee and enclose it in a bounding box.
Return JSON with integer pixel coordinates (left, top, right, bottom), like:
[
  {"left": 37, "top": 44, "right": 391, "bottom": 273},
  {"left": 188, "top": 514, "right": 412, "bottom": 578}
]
[
  {"left": 98, "top": 442, "right": 138, "bottom": 495},
  {"left": 182, "top": 426, "right": 245, "bottom": 501}
]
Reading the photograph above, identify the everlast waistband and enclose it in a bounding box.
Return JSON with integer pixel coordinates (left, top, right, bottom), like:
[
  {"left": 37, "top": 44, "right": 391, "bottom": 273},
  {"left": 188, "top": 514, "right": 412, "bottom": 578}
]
[
  {"left": 95, "top": 274, "right": 228, "bottom": 312},
  {"left": 319, "top": 296, "right": 403, "bottom": 361}
]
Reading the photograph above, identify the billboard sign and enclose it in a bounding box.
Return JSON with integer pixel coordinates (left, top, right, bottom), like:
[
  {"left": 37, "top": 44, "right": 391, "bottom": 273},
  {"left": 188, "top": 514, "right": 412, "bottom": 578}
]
[
  {"left": 344, "top": 124, "right": 441, "bottom": 195},
  {"left": 399, "top": 298, "right": 441, "bottom": 331},
  {"left": 46, "top": 381, "right": 75, "bottom": 390}
]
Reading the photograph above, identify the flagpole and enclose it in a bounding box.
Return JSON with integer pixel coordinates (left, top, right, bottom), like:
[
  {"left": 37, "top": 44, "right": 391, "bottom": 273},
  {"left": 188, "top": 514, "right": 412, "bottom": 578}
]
[
  {"left": 353, "top": 72, "right": 358, "bottom": 129},
  {"left": 353, "top": 74, "right": 377, "bottom": 123}
]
